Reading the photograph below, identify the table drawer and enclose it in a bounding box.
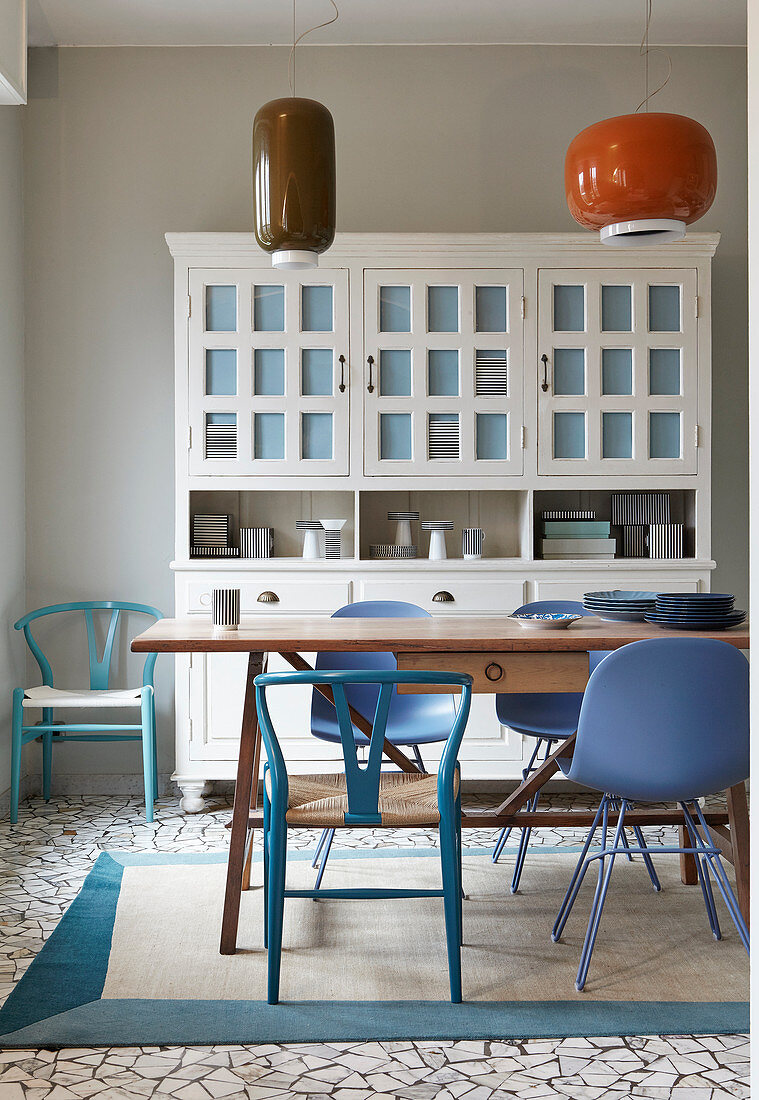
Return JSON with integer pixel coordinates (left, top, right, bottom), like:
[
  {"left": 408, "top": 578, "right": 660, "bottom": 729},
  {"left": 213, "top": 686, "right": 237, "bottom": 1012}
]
[
  {"left": 396, "top": 651, "right": 589, "bottom": 693},
  {"left": 186, "top": 581, "right": 351, "bottom": 614},
  {"left": 358, "top": 580, "right": 526, "bottom": 614}
]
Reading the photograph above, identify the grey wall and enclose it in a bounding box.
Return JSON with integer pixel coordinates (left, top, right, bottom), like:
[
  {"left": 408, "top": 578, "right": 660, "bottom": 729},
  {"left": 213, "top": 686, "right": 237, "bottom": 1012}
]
[
  {"left": 0, "top": 105, "right": 25, "bottom": 796},
  {"left": 22, "top": 44, "right": 748, "bottom": 778}
]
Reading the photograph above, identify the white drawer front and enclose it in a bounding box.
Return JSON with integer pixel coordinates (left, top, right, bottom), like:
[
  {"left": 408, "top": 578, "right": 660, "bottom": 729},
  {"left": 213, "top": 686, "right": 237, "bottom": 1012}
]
[
  {"left": 357, "top": 579, "right": 526, "bottom": 614},
  {"left": 186, "top": 580, "right": 351, "bottom": 614}
]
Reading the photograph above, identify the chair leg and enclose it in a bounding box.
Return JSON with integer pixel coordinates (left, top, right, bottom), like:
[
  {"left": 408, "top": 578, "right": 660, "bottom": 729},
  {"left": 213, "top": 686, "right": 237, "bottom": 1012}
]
[
  {"left": 510, "top": 792, "right": 538, "bottom": 894},
  {"left": 552, "top": 798, "right": 607, "bottom": 942},
  {"left": 266, "top": 814, "right": 288, "bottom": 1004},
  {"left": 41, "top": 707, "right": 54, "bottom": 803},
  {"left": 492, "top": 825, "right": 513, "bottom": 863},
  {"left": 314, "top": 829, "right": 335, "bottom": 889},
  {"left": 628, "top": 822, "right": 661, "bottom": 891},
  {"left": 263, "top": 784, "right": 270, "bottom": 948},
  {"left": 411, "top": 745, "right": 427, "bottom": 772},
  {"left": 151, "top": 693, "right": 159, "bottom": 801},
  {"left": 312, "top": 828, "right": 330, "bottom": 868},
  {"left": 681, "top": 803, "right": 721, "bottom": 940},
  {"left": 455, "top": 784, "right": 463, "bottom": 945},
  {"left": 575, "top": 799, "right": 628, "bottom": 992},
  {"left": 140, "top": 691, "right": 156, "bottom": 823},
  {"left": 688, "top": 801, "right": 749, "bottom": 953},
  {"left": 10, "top": 690, "right": 24, "bottom": 825},
  {"left": 439, "top": 811, "right": 462, "bottom": 1003}
]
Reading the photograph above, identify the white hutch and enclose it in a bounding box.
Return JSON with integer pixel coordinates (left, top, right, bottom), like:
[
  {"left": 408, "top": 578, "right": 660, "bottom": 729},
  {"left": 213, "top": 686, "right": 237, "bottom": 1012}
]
[{"left": 167, "top": 231, "right": 718, "bottom": 811}]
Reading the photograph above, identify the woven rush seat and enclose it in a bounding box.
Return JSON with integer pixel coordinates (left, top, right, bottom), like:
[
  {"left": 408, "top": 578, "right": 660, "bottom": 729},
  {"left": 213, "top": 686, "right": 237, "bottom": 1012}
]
[{"left": 268, "top": 770, "right": 458, "bottom": 827}]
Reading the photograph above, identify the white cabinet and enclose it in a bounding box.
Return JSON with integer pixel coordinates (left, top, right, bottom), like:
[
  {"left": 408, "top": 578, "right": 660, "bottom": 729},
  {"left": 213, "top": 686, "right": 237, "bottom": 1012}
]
[
  {"left": 363, "top": 269, "right": 524, "bottom": 475},
  {"left": 189, "top": 268, "right": 350, "bottom": 476},
  {"left": 537, "top": 269, "right": 699, "bottom": 475}
]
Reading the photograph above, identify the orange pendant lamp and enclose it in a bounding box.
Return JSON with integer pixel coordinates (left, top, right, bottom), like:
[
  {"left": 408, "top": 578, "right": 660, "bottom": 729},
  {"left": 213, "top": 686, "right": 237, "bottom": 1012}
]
[
  {"left": 565, "top": 4, "right": 717, "bottom": 246},
  {"left": 253, "top": 1, "right": 337, "bottom": 270}
]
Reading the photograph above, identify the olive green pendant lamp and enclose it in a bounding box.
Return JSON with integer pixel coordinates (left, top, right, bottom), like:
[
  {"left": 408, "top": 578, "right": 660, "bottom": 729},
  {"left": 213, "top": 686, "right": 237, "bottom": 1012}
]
[{"left": 253, "top": 0, "right": 338, "bottom": 270}]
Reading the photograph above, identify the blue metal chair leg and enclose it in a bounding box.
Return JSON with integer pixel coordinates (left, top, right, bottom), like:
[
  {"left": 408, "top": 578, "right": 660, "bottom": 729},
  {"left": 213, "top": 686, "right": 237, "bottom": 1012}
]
[
  {"left": 263, "top": 782, "right": 271, "bottom": 948},
  {"left": 439, "top": 810, "right": 463, "bottom": 1003},
  {"left": 10, "top": 689, "right": 24, "bottom": 825},
  {"left": 314, "top": 828, "right": 335, "bottom": 890},
  {"left": 688, "top": 801, "right": 749, "bottom": 952},
  {"left": 493, "top": 737, "right": 545, "bottom": 868},
  {"left": 575, "top": 798, "right": 628, "bottom": 991},
  {"left": 680, "top": 804, "right": 721, "bottom": 939},
  {"left": 311, "top": 828, "right": 330, "bottom": 869},
  {"left": 455, "top": 784, "right": 463, "bottom": 945},
  {"left": 492, "top": 825, "right": 513, "bottom": 862},
  {"left": 510, "top": 792, "right": 537, "bottom": 893},
  {"left": 628, "top": 823, "right": 661, "bottom": 890},
  {"left": 266, "top": 814, "right": 288, "bottom": 1004},
  {"left": 552, "top": 799, "right": 607, "bottom": 942}
]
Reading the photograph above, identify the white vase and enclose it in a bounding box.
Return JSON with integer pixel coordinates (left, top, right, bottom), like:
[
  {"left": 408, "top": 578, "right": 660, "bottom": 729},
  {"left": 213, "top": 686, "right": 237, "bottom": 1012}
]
[{"left": 428, "top": 530, "right": 448, "bottom": 560}]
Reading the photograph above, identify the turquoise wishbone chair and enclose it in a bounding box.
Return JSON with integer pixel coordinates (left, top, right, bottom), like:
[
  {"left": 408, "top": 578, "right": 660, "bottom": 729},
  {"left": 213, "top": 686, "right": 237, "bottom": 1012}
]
[
  {"left": 11, "top": 601, "right": 162, "bottom": 824},
  {"left": 256, "top": 667, "right": 473, "bottom": 1004}
]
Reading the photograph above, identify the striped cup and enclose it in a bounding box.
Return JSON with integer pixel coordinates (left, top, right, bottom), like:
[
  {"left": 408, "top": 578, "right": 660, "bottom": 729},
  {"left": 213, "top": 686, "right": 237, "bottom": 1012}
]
[{"left": 212, "top": 588, "right": 240, "bottom": 630}]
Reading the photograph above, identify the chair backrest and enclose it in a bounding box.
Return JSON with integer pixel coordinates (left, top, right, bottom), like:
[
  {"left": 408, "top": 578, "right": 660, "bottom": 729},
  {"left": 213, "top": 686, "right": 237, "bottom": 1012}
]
[
  {"left": 14, "top": 601, "right": 163, "bottom": 689},
  {"left": 311, "top": 601, "right": 456, "bottom": 743},
  {"left": 565, "top": 638, "right": 749, "bottom": 802},
  {"left": 258, "top": 669, "right": 473, "bottom": 824}
]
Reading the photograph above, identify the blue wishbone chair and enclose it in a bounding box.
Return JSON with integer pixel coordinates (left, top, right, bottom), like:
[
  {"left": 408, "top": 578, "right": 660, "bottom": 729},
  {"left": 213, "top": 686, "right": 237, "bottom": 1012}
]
[
  {"left": 11, "top": 601, "right": 162, "bottom": 823},
  {"left": 256, "top": 667, "right": 473, "bottom": 1004},
  {"left": 551, "top": 638, "right": 750, "bottom": 992},
  {"left": 309, "top": 600, "right": 457, "bottom": 887},
  {"left": 492, "top": 600, "right": 632, "bottom": 892}
]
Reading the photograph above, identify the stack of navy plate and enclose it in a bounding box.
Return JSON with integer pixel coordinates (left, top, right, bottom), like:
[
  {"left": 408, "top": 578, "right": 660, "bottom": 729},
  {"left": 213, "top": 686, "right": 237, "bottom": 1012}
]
[
  {"left": 644, "top": 593, "right": 746, "bottom": 631},
  {"left": 583, "top": 590, "right": 658, "bottom": 622}
]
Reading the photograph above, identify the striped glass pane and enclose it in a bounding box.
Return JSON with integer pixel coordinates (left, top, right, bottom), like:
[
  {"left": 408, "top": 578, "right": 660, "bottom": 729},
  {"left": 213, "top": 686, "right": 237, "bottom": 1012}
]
[{"left": 428, "top": 413, "right": 460, "bottom": 459}]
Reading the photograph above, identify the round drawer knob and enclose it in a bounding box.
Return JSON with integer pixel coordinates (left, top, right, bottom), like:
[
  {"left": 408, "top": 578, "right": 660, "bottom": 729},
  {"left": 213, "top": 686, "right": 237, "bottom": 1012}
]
[
  {"left": 257, "top": 591, "right": 279, "bottom": 603},
  {"left": 199, "top": 592, "right": 211, "bottom": 607},
  {"left": 485, "top": 662, "right": 504, "bottom": 682},
  {"left": 432, "top": 590, "right": 455, "bottom": 603}
]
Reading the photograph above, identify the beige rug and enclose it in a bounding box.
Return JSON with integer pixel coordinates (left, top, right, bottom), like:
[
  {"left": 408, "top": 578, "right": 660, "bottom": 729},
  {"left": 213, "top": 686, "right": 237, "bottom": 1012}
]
[{"left": 104, "top": 850, "right": 747, "bottom": 1003}]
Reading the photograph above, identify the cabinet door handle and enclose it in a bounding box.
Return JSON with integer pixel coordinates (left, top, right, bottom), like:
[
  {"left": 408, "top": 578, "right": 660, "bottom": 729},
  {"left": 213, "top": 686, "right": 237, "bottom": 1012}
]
[
  {"left": 432, "top": 590, "right": 455, "bottom": 602},
  {"left": 257, "top": 591, "right": 279, "bottom": 603},
  {"left": 540, "top": 353, "right": 550, "bottom": 393},
  {"left": 367, "top": 354, "right": 375, "bottom": 393},
  {"left": 338, "top": 354, "right": 346, "bottom": 393}
]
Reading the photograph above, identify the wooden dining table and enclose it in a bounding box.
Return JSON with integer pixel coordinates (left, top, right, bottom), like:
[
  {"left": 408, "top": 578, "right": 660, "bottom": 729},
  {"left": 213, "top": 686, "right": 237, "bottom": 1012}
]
[{"left": 132, "top": 615, "right": 750, "bottom": 955}]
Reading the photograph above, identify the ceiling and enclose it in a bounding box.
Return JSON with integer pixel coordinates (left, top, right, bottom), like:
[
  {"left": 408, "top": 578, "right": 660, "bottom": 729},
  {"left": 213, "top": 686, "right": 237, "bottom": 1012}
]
[{"left": 27, "top": 0, "right": 746, "bottom": 49}]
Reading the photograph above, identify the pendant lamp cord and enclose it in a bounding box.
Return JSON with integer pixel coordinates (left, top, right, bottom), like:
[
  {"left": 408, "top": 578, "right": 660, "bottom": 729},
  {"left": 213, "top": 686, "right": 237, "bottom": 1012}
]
[
  {"left": 635, "top": 0, "right": 671, "bottom": 112},
  {"left": 289, "top": 0, "right": 339, "bottom": 96}
]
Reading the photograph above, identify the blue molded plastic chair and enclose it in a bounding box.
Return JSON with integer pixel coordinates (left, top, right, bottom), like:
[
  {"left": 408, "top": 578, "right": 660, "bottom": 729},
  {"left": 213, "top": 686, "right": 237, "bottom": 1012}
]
[
  {"left": 11, "top": 601, "right": 162, "bottom": 823},
  {"left": 492, "top": 600, "right": 609, "bottom": 891},
  {"left": 551, "top": 638, "right": 750, "bottom": 991},
  {"left": 309, "top": 601, "right": 457, "bottom": 886},
  {"left": 256, "top": 667, "right": 473, "bottom": 1004}
]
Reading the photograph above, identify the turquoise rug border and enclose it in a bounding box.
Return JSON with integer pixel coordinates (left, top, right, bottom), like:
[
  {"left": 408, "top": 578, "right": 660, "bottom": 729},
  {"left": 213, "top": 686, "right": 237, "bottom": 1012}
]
[{"left": 0, "top": 849, "right": 747, "bottom": 1047}]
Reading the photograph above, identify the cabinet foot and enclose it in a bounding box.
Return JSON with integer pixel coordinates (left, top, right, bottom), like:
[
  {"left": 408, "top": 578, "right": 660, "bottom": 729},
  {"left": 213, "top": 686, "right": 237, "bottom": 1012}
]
[{"left": 178, "top": 781, "right": 207, "bottom": 813}]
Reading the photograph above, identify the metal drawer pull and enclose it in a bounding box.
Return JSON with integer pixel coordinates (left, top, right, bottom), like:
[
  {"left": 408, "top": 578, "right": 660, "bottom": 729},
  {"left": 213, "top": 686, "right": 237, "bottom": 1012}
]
[
  {"left": 338, "top": 354, "right": 346, "bottom": 393},
  {"left": 540, "top": 353, "right": 550, "bottom": 392},
  {"left": 257, "top": 591, "right": 279, "bottom": 603},
  {"left": 367, "top": 354, "right": 375, "bottom": 393},
  {"left": 485, "top": 662, "right": 504, "bottom": 682},
  {"left": 432, "top": 591, "right": 454, "bottom": 603}
]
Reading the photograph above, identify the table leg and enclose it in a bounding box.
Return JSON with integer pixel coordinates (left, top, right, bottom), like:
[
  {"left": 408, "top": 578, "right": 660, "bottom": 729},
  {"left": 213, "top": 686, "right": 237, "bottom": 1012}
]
[
  {"left": 220, "top": 650, "right": 264, "bottom": 955},
  {"left": 679, "top": 825, "right": 699, "bottom": 885},
  {"left": 726, "top": 782, "right": 750, "bottom": 928},
  {"left": 242, "top": 654, "right": 268, "bottom": 892},
  {"left": 491, "top": 734, "right": 576, "bottom": 818}
]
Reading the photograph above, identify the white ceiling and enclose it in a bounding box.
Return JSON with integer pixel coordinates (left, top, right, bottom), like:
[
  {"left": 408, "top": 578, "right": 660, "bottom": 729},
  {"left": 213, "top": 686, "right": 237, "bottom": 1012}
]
[{"left": 27, "top": 0, "right": 746, "bottom": 49}]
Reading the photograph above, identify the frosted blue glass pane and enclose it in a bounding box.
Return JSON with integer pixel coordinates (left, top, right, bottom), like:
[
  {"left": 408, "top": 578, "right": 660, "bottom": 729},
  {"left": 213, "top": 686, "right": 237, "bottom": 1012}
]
[
  {"left": 553, "top": 348, "right": 585, "bottom": 395},
  {"left": 379, "top": 286, "right": 411, "bottom": 332},
  {"left": 428, "top": 350, "right": 459, "bottom": 396},
  {"left": 253, "top": 285, "right": 285, "bottom": 331},
  {"left": 302, "top": 349, "right": 333, "bottom": 396},
  {"left": 301, "top": 285, "right": 333, "bottom": 331},
  {"left": 553, "top": 285, "right": 585, "bottom": 331},
  {"left": 206, "top": 412, "right": 236, "bottom": 425},
  {"left": 649, "top": 348, "right": 681, "bottom": 395},
  {"left": 205, "top": 285, "right": 237, "bottom": 331},
  {"left": 380, "top": 413, "right": 412, "bottom": 460},
  {"left": 650, "top": 412, "right": 681, "bottom": 458},
  {"left": 602, "top": 348, "right": 633, "bottom": 395},
  {"left": 254, "top": 412, "right": 285, "bottom": 459},
  {"left": 476, "top": 413, "right": 508, "bottom": 459},
  {"left": 554, "top": 412, "right": 585, "bottom": 459},
  {"left": 379, "top": 350, "right": 412, "bottom": 396},
  {"left": 205, "top": 349, "right": 237, "bottom": 395},
  {"left": 302, "top": 412, "right": 333, "bottom": 460},
  {"left": 603, "top": 412, "right": 632, "bottom": 459},
  {"left": 253, "top": 349, "right": 285, "bottom": 395},
  {"left": 475, "top": 286, "right": 507, "bottom": 332},
  {"left": 649, "top": 285, "right": 680, "bottom": 332},
  {"left": 428, "top": 286, "right": 459, "bottom": 332},
  {"left": 601, "top": 285, "right": 632, "bottom": 331}
]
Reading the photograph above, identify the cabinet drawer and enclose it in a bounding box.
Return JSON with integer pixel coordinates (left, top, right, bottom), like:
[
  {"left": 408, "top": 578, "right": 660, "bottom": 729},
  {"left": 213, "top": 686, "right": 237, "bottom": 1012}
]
[
  {"left": 358, "top": 579, "right": 526, "bottom": 613},
  {"left": 186, "top": 581, "right": 351, "bottom": 614}
]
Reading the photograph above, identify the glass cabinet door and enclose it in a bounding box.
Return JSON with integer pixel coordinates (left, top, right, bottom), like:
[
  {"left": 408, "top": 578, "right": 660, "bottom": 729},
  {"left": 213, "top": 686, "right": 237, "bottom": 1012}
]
[
  {"left": 537, "top": 268, "right": 698, "bottom": 475},
  {"left": 363, "top": 269, "right": 524, "bottom": 475},
  {"left": 188, "top": 268, "right": 349, "bottom": 475}
]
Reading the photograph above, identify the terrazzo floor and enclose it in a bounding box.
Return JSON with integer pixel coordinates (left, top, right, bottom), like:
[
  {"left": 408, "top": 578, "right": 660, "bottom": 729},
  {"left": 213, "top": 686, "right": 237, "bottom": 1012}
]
[{"left": 0, "top": 791, "right": 749, "bottom": 1099}]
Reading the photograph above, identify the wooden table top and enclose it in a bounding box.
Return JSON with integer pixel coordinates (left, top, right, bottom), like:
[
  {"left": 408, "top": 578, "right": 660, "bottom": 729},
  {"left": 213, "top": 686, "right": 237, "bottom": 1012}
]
[{"left": 131, "top": 616, "right": 749, "bottom": 653}]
